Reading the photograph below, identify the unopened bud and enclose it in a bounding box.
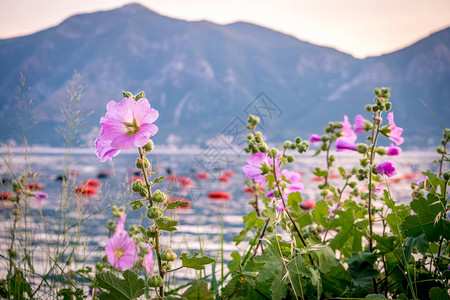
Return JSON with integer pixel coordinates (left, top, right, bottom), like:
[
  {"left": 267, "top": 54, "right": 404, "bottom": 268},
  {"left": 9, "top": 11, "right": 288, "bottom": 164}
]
[
  {"left": 284, "top": 141, "right": 292, "bottom": 148},
  {"left": 357, "top": 144, "right": 368, "bottom": 154},
  {"left": 136, "top": 157, "right": 150, "bottom": 169},
  {"left": 161, "top": 248, "right": 177, "bottom": 261},
  {"left": 287, "top": 155, "right": 295, "bottom": 163},
  {"left": 443, "top": 171, "right": 450, "bottom": 181},
  {"left": 142, "top": 140, "right": 155, "bottom": 152},
  {"left": 259, "top": 145, "right": 268, "bottom": 152},
  {"left": 376, "top": 147, "right": 386, "bottom": 155},
  {"left": 271, "top": 148, "right": 279, "bottom": 157},
  {"left": 295, "top": 137, "right": 302, "bottom": 144},
  {"left": 132, "top": 180, "right": 144, "bottom": 193},
  {"left": 151, "top": 190, "right": 167, "bottom": 203},
  {"left": 365, "top": 104, "right": 372, "bottom": 112},
  {"left": 147, "top": 274, "right": 164, "bottom": 287},
  {"left": 384, "top": 102, "right": 392, "bottom": 111},
  {"left": 147, "top": 206, "right": 163, "bottom": 219}
]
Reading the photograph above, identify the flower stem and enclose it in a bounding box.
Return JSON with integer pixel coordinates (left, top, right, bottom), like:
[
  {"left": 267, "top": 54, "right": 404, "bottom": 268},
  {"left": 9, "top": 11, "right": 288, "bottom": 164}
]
[
  {"left": 272, "top": 157, "right": 314, "bottom": 265},
  {"left": 138, "top": 147, "right": 164, "bottom": 299}
]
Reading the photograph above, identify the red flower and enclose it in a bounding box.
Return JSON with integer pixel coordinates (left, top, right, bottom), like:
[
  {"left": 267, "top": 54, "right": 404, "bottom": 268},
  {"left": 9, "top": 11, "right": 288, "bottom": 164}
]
[
  {"left": 0, "top": 191, "right": 13, "bottom": 201},
  {"left": 27, "top": 183, "right": 43, "bottom": 190},
  {"left": 82, "top": 179, "right": 101, "bottom": 187},
  {"left": 208, "top": 191, "right": 231, "bottom": 200},
  {"left": 76, "top": 185, "right": 97, "bottom": 196}
]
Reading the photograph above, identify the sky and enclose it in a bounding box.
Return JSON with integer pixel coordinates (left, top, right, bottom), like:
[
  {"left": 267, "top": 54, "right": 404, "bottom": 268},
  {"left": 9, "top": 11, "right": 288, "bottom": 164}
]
[{"left": 1, "top": 0, "right": 449, "bottom": 58}]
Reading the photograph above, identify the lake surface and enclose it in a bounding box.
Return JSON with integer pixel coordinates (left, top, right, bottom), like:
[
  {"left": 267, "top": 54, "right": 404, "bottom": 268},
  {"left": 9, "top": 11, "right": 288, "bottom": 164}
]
[{"left": 0, "top": 148, "right": 440, "bottom": 287}]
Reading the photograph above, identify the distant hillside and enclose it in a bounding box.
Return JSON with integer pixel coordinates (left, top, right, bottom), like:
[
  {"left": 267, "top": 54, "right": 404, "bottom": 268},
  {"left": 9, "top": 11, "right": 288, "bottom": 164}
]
[{"left": 0, "top": 3, "right": 448, "bottom": 148}]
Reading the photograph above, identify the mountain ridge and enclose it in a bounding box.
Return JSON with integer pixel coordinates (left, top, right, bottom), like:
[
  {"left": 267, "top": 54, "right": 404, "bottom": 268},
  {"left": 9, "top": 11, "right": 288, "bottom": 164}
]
[{"left": 0, "top": 3, "right": 448, "bottom": 148}]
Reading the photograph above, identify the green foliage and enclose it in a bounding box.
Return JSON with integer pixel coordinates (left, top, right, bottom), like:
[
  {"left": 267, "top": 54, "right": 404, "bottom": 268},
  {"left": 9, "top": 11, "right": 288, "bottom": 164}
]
[
  {"left": 95, "top": 270, "right": 145, "bottom": 300},
  {"left": 165, "top": 200, "right": 190, "bottom": 210},
  {"left": 401, "top": 193, "right": 450, "bottom": 242},
  {"left": 344, "top": 252, "right": 379, "bottom": 287},
  {"left": 180, "top": 252, "right": 215, "bottom": 270},
  {"left": 182, "top": 280, "right": 215, "bottom": 300},
  {"left": 129, "top": 200, "right": 144, "bottom": 211},
  {"left": 429, "top": 287, "right": 450, "bottom": 300},
  {"left": 155, "top": 217, "right": 179, "bottom": 231}
]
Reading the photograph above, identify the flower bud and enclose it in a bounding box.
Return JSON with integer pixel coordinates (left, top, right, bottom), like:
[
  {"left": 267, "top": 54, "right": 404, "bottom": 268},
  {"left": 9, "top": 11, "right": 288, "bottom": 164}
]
[
  {"left": 364, "top": 104, "right": 372, "bottom": 112},
  {"left": 360, "top": 158, "right": 369, "bottom": 167},
  {"left": 283, "top": 141, "right": 292, "bottom": 148},
  {"left": 139, "top": 189, "right": 148, "bottom": 198},
  {"left": 443, "top": 171, "right": 450, "bottom": 181},
  {"left": 320, "top": 190, "right": 328, "bottom": 197},
  {"left": 436, "top": 147, "right": 447, "bottom": 155},
  {"left": 146, "top": 226, "right": 162, "bottom": 238},
  {"left": 289, "top": 144, "right": 296, "bottom": 150},
  {"left": 161, "top": 248, "right": 177, "bottom": 261},
  {"left": 271, "top": 148, "right": 279, "bottom": 157},
  {"left": 349, "top": 182, "right": 357, "bottom": 188},
  {"left": 151, "top": 190, "right": 167, "bottom": 203},
  {"left": 357, "top": 144, "right": 368, "bottom": 154},
  {"left": 255, "top": 131, "right": 262, "bottom": 138},
  {"left": 132, "top": 179, "right": 144, "bottom": 193},
  {"left": 147, "top": 206, "right": 163, "bottom": 219},
  {"left": 147, "top": 274, "right": 164, "bottom": 287},
  {"left": 329, "top": 154, "right": 336, "bottom": 163},
  {"left": 384, "top": 102, "right": 392, "bottom": 111},
  {"left": 287, "top": 155, "right": 295, "bottom": 163},
  {"left": 136, "top": 157, "right": 150, "bottom": 169},
  {"left": 369, "top": 182, "right": 378, "bottom": 191},
  {"left": 247, "top": 134, "right": 254, "bottom": 140},
  {"left": 372, "top": 105, "right": 379, "bottom": 112},
  {"left": 107, "top": 220, "right": 115, "bottom": 231},
  {"left": 375, "top": 147, "right": 386, "bottom": 155},
  {"left": 259, "top": 145, "right": 268, "bottom": 152},
  {"left": 295, "top": 137, "right": 302, "bottom": 144},
  {"left": 142, "top": 140, "right": 155, "bottom": 152},
  {"left": 255, "top": 136, "right": 262, "bottom": 143},
  {"left": 266, "top": 225, "right": 274, "bottom": 233},
  {"left": 374, "top": 88, "right": 381, "bottom": 96},
  {"left": 273, "top": 190, "right": 280, "bottom": 198}
]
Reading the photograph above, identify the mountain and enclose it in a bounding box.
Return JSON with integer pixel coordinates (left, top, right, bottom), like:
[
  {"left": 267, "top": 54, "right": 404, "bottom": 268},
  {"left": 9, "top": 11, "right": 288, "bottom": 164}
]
[{"left": 0, "top": 3, "right": 448, "bottom": 148}]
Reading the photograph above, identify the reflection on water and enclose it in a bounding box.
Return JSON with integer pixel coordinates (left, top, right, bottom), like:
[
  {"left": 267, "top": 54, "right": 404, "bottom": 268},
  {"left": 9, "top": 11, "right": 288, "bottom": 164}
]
[{"left": 0, "top": 149, "right": 440, "bottom": 282}]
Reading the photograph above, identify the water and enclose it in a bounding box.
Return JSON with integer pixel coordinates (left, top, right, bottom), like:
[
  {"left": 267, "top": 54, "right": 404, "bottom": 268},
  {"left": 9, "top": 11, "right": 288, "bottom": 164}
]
[{"left": 0, "top": 148, "right": 440, "bottom": 290}]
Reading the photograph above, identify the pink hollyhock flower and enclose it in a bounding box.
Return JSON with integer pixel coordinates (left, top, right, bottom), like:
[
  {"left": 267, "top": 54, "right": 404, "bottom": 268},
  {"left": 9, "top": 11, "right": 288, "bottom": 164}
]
[
  {"left": 266, "top": 169, "right": 303, "bottom": 198},
  {"left": 353, "top": 114, "right": 368, "bottom": 134},
  {"left": 341, "top": 115, "right": 357, "bottom": 143},
  {"left": 376, "top": 160, "right": 397, "bottom": 177},
  {"left": 105, "top": 232, "right": 139, "bottom": 271},
  {"left": 276, "top": 201, "right": 284, "bottom": 212},
  {"left": 243, "top": 152, "right": 279, "bottom": 187},
  {"left": 115, "top": 213, "right": 127, "bottom": 234},
  {"left": 386, "top": 143, "right": 402, "bottom": 156},
  {"left": 142, "top": 245, "right": 153, "bottom": 275},
  {"left": 309, "top": 134, "right": 322, "bottom": 143},
  {"left": 335, "top": 138, "right": 357, "bottom": 152},
  {"left": 95, "top": 97, "right": 159, "bottom": 162},
  {"left": 387, "top": 112, "right": 404, "bottom": 145},
  {"left": 34, "top": 192, "right": 48, "bottom": 208}
]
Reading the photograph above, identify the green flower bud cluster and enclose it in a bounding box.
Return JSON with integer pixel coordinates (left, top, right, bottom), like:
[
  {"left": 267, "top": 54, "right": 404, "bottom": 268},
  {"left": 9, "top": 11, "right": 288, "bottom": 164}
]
[
  {"left": 245, "top": 131, "right": 269, "bottom": 154},
  {"left": 151, "top": 190, "right": 167, "bottom": 203},
  {"left": 367, "top": 87, "right": 391, "bottom": 112},
  {"left": 352, "top": 167, "right": 369, "bottom": 181},
  {"left": 147, "top": 206, "right": 163, "bottom": 219},
  {"left": 112, "top": 205, "right": 125, "bottom": 218},
  {"left": 131, "top": 179, "right": 148, "bottom": 198},
  {"left": 246, "top": 114, "right": 260, "bottom": 130},
  {"left": 147, "top": 274, "right": 164, "bottom": 287}
]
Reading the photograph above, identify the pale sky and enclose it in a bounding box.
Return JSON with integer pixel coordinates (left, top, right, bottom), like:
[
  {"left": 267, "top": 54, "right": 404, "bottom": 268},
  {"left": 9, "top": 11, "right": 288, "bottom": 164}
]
[{"left": 1, "top": 0, "right": 449, "bottom": 58}]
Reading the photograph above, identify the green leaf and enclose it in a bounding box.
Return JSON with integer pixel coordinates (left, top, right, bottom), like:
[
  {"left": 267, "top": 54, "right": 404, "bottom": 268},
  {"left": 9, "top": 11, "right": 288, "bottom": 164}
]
[
  {"left": 344, "top": 252, "right": 379, "bottom": 287},
  {"left": 401, "top": 193, "right": 450, "bottom": 242},
  {"left": 270, "top": 272, "right": 288, "bottom": 300},
  {"left": 316, "top": 245, "right": 338, "bottom": 273},
  {"left": 404, "top": 234, "right": 428, "bottom": 263},
  {"left": 233, "top": 229, "right": 248, "bottom": 245},
  {"left": 166, "top": 201, "right": 190, "bottom": 210},
  {"left": 313, "top": 200, "right": 331, "bottom": 228},
  {"left": 429, "top": 287, "right": 450, "bottom": 300},
  {"left": 96, "top": 270, "right": 145, "bottom": 300},
  {"left": 287, "top": 192, "right": 302, "bottom": 212},
  {"left": 130, "top": 200, "right": 143, "bottom": 211},
  {"left": 228, "top": 252, "right": 241, "bottom": 273},
  {"left": 155, "top": 217, "right": 179, "bottom": 231},
  {"left": 182, "top": 280, "right": 215, "bottom": 300},
  {"left": 365, "top": 294, "right": 386, "bottom": 299},
  {"left": 373, "top": 235, "right": 398, "bottom": 254},
  {"left": 243, "top": 211, "right": 265, "bottom": 230},
  {"left": 153, "top": 176, "right": 165, "bottom": 184},
  {"left": 8, "top": 270, "right": 32, "bottom": 299},
  {"left": 181, "top": 252, "right": 215, "bottom": 270},
  {"left": 254, "top": 246, "right": 284, "bottom": 282}
]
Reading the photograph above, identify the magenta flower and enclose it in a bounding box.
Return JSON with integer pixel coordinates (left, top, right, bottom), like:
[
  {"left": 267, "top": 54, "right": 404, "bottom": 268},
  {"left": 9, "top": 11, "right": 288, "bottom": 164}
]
[
  {"left": 335, "top": 138, "right": 357, "bottom": 152},
  {"left": 386, "top": 143, "right": 402, "bottom": 156},
  {"left": 353, "top": 114, "right": 368, "bottom": 134},
  {"left": 34, "top": 192, "right": 48, "bottom": 208},
  {"left": 276, "top": 202, "right": 284, "bottom": 212},
  {"left": 95, "top": 138, "right": 121, "bottom": 162},
  {"left": 95, "top": 97, "right": 159, "bottom": 162},
  {"left": 243, "top": 152, "right": 280, "bottom": 187},
  {"left": 387, "top": 112, "right": 404, "bottom": 145},
  {"left": 376, "top": 160, "right": 397, "bottom": 177},
  {"left": 115, "top": 213, "right": 127, "bottom": 234},
  {"left": 309, "top": 134, "right": 322, "bottom": 143},
  {"left": 341, "top": 115, "right": 357, "bottom": 143},
  {"left": 105, "top": 232, "right": 139, "bottom": 271},
  {"left": 266, "top": 169, "right": 303, "bottom": 198},
  {"left": 142, "top": 245, "right": 154, "bottom": 275}
]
